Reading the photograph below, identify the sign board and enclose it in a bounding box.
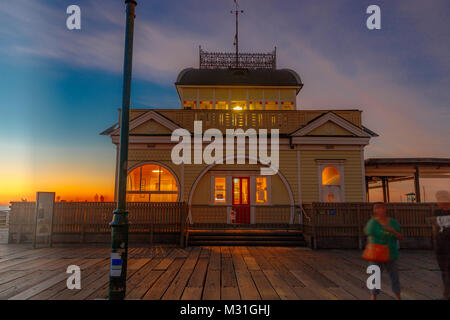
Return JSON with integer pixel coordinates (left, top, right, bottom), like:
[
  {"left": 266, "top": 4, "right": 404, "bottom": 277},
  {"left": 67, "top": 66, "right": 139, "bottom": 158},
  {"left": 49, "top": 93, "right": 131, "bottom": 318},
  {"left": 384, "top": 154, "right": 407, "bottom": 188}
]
[{"left": 33, "top": 192, "right": 55, "bottom": 248}]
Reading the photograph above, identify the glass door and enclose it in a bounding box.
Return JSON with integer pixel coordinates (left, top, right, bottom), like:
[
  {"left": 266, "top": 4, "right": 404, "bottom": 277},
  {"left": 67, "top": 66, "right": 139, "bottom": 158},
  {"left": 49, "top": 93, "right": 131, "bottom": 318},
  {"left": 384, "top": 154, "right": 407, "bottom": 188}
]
[{"left": 232, "top": 177, "right": 250, "bottom": 224}]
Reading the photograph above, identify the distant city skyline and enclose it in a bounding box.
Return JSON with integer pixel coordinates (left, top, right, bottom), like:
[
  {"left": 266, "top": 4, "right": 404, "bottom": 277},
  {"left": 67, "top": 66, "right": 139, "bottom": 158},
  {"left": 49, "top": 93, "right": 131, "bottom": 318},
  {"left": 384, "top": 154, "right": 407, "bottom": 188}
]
[{"left": 0, "top": 0, "right": 449, "bottom": 206}]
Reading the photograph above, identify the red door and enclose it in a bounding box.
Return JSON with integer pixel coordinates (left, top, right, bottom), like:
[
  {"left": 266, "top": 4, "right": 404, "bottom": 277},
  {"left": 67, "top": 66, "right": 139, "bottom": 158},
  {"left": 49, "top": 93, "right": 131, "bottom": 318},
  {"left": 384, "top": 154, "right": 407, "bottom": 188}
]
[{"left": 232, "top": 177, "right": 250, "bottom": 224}]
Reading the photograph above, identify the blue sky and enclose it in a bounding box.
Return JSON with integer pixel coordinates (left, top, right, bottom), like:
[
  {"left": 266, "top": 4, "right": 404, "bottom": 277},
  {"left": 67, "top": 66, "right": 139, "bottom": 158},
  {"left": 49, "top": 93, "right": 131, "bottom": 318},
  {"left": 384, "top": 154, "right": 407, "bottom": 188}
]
[{"left": 0, "top": 0, "right": 449, "bottom": 205}]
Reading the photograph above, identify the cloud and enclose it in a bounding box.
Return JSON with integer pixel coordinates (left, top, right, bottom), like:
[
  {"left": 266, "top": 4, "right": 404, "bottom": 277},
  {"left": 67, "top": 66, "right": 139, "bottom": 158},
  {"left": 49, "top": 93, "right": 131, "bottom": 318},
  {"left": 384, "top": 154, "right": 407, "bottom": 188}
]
[{"left": 0, "top": 0, "right": 448, "bottom": 158}]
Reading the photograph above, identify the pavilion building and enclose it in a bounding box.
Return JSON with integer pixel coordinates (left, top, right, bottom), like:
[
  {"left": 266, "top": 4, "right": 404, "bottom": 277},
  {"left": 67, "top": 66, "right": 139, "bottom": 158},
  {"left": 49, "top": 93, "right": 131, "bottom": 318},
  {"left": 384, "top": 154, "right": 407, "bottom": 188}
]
[{"left": 102, "top": 48, "right": 378, "bottom": 226}]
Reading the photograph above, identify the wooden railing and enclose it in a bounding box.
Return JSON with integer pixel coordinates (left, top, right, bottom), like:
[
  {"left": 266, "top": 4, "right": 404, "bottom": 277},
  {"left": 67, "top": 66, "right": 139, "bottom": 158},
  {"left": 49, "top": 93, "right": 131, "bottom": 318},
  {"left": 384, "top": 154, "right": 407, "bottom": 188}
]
[
  {"left": 302, "top": 202, "right": 437, "bottom": 249},
  {"left": 190, "top": 204, "right": 297, "bottom": 229},
  {"left": 133, "top": 109, "right": 363, "bottom": 134},
  {"left": 0, "top": 210, "right": 9, "bottom": 227},
  {"left": 8, "top": 202, "right": 188, "bottom": 246}
]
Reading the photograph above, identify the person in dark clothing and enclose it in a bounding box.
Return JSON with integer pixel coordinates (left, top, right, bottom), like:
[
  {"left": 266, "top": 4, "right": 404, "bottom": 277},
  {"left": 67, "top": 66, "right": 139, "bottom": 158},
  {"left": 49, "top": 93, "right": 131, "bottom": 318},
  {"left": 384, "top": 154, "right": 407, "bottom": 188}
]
[{"left": 433, "top": 190, "right": 450, "bottom": 300}]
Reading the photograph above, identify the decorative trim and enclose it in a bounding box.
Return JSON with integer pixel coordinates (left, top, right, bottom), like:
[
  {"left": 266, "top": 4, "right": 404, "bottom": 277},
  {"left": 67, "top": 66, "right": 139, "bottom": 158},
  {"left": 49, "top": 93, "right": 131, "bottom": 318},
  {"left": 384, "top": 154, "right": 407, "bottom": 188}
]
[
  {"left": 291, "top": 112, "right": 371, "bottom": 138},
  {"left": 292, "top": 136, "right": 370, "bottom": 145},
  {"left": 111, "top": 110, "right": 182, "bottom": 136}
]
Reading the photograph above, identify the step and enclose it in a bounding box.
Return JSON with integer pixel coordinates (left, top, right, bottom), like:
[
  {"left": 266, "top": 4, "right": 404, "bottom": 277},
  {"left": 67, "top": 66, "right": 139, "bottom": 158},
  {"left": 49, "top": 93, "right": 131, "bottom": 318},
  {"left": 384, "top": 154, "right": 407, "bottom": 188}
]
[
  {"left": 188, "top": 240, "right": 307, "bottom": 246},
  {"left": 189, "top": 235, "right": 304, "bottom": 241},
  {"left": 188, "top": 231, "right": 303, "bottom": 237}
]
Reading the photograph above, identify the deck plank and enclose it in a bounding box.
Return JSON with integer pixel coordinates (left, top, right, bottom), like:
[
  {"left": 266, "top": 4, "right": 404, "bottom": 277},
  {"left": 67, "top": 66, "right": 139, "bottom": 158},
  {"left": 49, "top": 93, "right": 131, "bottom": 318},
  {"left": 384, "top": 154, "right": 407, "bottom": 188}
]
[{"left": 0, "top": 245, "right": 442, "bottom": 300}]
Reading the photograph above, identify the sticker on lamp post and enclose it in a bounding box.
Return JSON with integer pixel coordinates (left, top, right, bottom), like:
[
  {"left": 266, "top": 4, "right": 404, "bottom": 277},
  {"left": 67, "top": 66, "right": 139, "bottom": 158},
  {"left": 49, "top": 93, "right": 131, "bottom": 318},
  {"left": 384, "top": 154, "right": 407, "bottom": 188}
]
[{"left": 110, "top": 252, "right": 122, "bottom": 277}]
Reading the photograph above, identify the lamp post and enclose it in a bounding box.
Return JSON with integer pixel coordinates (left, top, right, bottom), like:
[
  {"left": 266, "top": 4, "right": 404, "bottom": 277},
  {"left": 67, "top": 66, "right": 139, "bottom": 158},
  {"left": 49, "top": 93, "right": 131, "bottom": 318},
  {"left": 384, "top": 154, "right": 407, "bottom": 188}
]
[{"left": 109, "top": 0, "right": 137, "bottom": 300}]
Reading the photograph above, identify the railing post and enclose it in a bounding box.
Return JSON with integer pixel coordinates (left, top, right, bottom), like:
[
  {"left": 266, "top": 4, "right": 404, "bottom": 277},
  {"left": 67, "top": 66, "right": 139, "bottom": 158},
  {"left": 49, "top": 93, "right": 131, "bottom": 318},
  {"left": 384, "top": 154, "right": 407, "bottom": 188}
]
[
  {"left": 180, "top": 203, "right": 186, "bottom": 248},
  {"left": 357, "top": 205, "right": 362, "bottom": 250},
  {"left": 430, "top": 203, "right": 436, "bottom": 250},
  {"left": 80, "top": 208, "right": 86, "bottom": 244},
  {"left": 312, "top": 203, "right": 317, "bottom": 249},
  {"left": 150, "top": 207, "right": 154, "bottom": 248}
]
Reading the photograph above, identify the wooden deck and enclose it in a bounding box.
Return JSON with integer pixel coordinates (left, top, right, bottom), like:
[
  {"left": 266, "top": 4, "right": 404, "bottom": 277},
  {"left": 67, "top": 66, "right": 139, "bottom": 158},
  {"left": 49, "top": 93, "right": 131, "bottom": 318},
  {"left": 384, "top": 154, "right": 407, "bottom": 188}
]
[{"left": 0, "top": 244, "right": 443, "bottom": 300}]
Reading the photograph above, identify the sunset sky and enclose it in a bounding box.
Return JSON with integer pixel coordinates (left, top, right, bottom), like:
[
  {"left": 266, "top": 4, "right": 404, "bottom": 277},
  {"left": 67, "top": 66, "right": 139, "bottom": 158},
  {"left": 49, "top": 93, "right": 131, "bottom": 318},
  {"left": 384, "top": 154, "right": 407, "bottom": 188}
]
[{"left": 0, "top": 0, "right": 449, "bottom": 207}]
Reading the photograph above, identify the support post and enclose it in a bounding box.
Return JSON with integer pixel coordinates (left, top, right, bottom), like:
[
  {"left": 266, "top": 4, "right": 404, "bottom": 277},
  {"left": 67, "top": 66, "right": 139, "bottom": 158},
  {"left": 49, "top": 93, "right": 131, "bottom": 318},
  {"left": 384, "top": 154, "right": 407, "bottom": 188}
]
[
  {"left": 109, "top": 0, "right": 137, "bottom": 300},
  {"left": 386, "top": 178, "right": 390, "bottom": 203},
  {"left": 381, "top": 177, "right": 387, "bottom": 203},
  {"left": 414, "top": 166, "right": 421, "bottom": 203},
  {"left": 365, "top": 178, "right": 370, "bottom": 202}
]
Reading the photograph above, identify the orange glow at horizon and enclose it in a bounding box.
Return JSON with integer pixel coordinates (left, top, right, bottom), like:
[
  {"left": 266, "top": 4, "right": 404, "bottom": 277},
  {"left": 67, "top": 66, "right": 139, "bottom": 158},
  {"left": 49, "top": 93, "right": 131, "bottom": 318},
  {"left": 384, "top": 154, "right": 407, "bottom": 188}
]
[{"left": 0, "top": 146, "right": 116, "bottom": 206}]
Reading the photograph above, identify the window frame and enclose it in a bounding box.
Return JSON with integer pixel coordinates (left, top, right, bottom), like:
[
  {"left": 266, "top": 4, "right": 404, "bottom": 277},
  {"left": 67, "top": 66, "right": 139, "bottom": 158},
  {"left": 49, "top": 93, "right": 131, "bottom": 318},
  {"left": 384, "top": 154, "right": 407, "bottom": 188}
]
[
  {"left": 126, "top": 162, "right": 180, "bottom": 202},
  {"left": 316, "top": 160, "right": 345, "bottom": 202}
]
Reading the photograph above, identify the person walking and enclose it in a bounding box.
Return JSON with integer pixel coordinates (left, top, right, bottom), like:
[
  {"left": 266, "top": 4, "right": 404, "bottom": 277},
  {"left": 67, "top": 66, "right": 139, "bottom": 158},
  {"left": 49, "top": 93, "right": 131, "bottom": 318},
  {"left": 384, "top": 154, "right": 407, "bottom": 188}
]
[
  {"left": 432, "top": 190, "right": 450, "bottom": 300},
  {"left": 364, "top": 203, "right": 403, "bottom": 300}
]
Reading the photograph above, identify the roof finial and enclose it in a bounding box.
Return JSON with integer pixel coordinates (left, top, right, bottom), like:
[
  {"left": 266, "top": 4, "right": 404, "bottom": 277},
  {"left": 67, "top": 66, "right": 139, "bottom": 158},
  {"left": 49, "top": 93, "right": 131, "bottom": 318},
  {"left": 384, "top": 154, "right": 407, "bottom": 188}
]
[{"left": 231, "top": 0, "right": 244, "bottom": 68}]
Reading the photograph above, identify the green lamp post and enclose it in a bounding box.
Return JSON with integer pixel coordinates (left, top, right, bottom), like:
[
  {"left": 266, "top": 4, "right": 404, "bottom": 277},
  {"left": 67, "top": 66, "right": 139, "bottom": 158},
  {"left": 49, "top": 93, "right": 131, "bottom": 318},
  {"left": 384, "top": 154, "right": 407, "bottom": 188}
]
[{"left": 109, "top": 0, "right": 137, "bottom": 300}]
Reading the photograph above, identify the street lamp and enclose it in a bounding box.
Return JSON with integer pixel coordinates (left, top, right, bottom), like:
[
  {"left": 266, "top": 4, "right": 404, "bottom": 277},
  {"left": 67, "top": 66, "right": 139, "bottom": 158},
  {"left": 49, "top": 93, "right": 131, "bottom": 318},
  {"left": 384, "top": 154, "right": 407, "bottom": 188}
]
[{"left": 109, "top": 0, "right": 137, "bottom": 300}]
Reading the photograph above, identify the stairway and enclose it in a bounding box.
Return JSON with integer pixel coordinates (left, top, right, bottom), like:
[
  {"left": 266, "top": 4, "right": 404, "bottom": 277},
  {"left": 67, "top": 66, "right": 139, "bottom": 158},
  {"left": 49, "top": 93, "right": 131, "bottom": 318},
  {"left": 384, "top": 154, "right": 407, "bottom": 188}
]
[{"left": 187, "top": 229, "right": 307, "bottom": 246}]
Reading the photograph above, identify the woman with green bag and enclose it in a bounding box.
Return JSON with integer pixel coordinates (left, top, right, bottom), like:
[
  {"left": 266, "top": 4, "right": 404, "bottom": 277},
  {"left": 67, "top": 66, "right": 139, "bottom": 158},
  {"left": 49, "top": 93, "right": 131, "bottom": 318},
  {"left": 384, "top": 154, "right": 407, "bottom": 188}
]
[{"left": 364, "top": 203, "right": 403, "bottom": 300}]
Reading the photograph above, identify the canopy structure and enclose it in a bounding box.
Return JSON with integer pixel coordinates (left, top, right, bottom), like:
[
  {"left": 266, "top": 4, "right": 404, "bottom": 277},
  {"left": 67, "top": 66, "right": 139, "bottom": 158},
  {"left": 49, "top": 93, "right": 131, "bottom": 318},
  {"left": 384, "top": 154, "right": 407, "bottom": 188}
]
[{"left": 365, "top": 158, "right": 450, "bottom": 202}]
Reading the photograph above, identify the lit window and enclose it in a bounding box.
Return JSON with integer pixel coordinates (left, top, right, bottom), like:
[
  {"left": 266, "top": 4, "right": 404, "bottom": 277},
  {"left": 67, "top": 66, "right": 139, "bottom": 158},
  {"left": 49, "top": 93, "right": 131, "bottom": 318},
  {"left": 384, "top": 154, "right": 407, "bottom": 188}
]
[
  {"left": 265, "top": 101, "right": 279, "bottom": 110},
  {"left": 281, "top": 101, "right": 294, "bottom": 110},
  {"left": 183, "top": 101, "right": 196, "bottom": 109},
  {"left": 214, "top": 177, "right": 226, "bottom": 204},
  {"left": 199, "top": 101, "right": 212, "bottom": 109},
  {"left": 322, "top": 166, "right": 340, "bottom": 185},
  {"left": 256, "top": 177, "right": 268, "bottom": 203},
  {"left": 231, "top": 101, "right": 247, "bottom": 110},
  {"left": 215, "top": 101, "right": 229, "bottom": 110},
  {"left": 126, "top": 164, "right": 178, "bottom": 202},
  {"left": 249, "top": 101, "right": 263, "bottom": 110}
]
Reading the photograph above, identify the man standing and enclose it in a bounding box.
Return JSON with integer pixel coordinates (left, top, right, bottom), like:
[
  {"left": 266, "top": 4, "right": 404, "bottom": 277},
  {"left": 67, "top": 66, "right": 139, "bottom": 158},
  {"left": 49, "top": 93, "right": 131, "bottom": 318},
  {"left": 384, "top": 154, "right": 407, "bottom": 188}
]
[{"left": 433, "top": 191, "right": 450, "bottom": 300}]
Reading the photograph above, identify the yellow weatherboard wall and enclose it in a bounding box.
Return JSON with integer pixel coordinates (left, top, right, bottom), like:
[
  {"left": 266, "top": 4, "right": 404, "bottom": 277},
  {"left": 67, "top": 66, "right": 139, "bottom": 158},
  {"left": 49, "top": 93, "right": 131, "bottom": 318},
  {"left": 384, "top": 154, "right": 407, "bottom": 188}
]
[{"left": 300, "top": 150, "right": 363, "bottom": 202}]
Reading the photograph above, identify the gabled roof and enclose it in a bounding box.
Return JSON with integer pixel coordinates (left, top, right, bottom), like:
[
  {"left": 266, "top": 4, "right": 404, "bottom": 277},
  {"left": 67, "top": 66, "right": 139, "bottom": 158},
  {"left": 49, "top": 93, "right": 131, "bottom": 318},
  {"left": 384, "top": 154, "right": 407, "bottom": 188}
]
[
  {"left": 290, "top": 111, "right": 377, "bottom": 137},
  {"left": 175, "top": 68, "right": 303, "bottom": 91},
  {"left": 104, "top": 110, "right": 182, "bottom": 136}
]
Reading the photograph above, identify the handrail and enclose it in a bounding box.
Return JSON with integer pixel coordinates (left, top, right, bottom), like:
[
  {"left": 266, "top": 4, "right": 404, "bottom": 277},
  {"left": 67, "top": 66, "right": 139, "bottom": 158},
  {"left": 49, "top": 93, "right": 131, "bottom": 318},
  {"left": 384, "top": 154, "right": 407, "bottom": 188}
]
[{"left": 301, "top": 205, "right": 311, "bottom": 222}]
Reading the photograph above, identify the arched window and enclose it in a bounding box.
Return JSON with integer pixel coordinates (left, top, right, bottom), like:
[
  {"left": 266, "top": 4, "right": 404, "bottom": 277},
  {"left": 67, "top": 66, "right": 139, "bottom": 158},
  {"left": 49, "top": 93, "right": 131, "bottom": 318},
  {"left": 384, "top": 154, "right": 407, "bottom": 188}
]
[
  {"left": 127, "top": 164, "right": 179, "bottom": 202},
  {"left": 322, "top": 166, "right": 340, "bottom": 186}
]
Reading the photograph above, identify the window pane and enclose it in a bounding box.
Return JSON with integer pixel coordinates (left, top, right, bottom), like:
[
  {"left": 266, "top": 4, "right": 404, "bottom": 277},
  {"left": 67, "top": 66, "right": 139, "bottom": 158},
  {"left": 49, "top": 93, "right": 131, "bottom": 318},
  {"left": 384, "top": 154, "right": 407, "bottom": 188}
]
[
  {"left": 281, "top": 101, "right": 294, "bottom": 110},
  {"left": 233, "top": 178, "right": 240, "bottom": 204},
  {"left": 322, "top": 166, "right": 340, "bottom": 185},
  {"left": 183, "top": 100, "right": 196, "bottom": 109},
  {"left": 231, "top": 101, "right": 247, "bottom": 110},
  {"left": 215, "top": 101, "right": 229, "bottom": 110},
  {"left": 199, "top": 101, "right": 212, "bottom": 109},
  {"left": 249, "top": 101, "right": 263, "bottom": 110},
  {"left": 160, "top": 167, "right": 178, "bottom": 191},
  {"left": 265, "top": 101, "right": 279, "bottom": 110},
  {"left": 256, "top": 177, "right": 268, "bottom": 203},
  {"left": 214, "top": 177, "right": 226, "bottom": 204},
  {"left": 241, "top": 178, "right": 249, "bottom": 204},
  {"left": 127, "top": 167, "right": 141, "bottom": 191},
  {"left": 141, "top": 165, "right": 160, "bottom": 191},
  {"left": 149, "top": 193, "right": 178, "bottom": 202},
  {"left": 126, "top": 193, "right": 149, "bottom": 202}
]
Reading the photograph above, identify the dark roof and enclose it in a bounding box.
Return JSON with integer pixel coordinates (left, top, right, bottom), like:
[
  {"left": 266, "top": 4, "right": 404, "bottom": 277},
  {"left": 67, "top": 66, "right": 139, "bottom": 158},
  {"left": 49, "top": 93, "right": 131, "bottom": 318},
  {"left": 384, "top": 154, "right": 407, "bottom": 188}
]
[
  {"left": 175, "top": 68, "right": 303, "bottom": 90},
  {"left": 365, "top": 158, "right": 450, "bottom": 167}
]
